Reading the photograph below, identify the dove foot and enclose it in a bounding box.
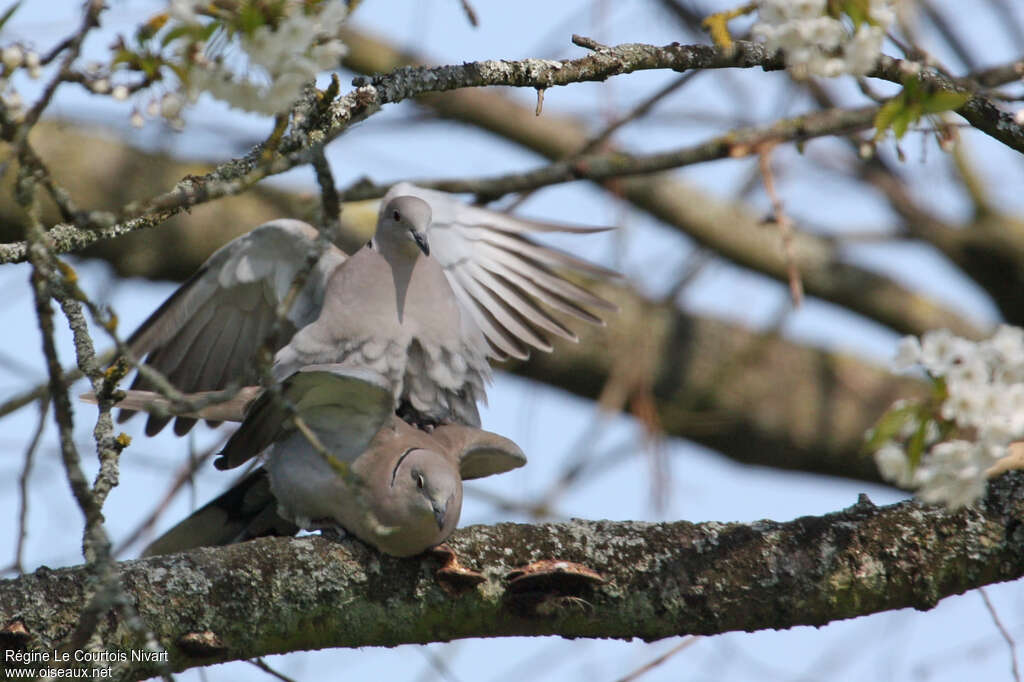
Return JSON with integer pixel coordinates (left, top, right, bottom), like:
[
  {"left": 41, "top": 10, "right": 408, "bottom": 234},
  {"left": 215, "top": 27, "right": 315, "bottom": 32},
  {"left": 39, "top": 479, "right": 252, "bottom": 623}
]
[
  {"left": 396, "top": 401, "right": 441, "bottom": 432},
  {"left": 312, "top": 521, "right": 348, "bottom": 543},
  {"left": 428, "top": 543, "right": 485, "bottom": 595}
]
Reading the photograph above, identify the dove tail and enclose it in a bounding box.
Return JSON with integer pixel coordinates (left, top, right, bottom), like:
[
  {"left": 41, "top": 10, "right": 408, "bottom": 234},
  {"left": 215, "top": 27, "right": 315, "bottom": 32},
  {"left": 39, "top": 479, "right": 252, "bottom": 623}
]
[{"left": 141, "top": 469, "right": 299, "bottom": 557}]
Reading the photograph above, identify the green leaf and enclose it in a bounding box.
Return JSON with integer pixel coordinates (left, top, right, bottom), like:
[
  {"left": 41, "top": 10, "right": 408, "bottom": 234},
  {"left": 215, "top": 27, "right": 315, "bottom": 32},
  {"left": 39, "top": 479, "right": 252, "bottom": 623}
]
[
  {"left": 902, "top": 75, "right": 922, "bottom": 99},
  {"left": 921, "top": 89, "right": 971, "bottom": 114},
  {"left": 168, "top": 61, "right": 189, "bottom": 83},
  {"left": 891, "top": 111, "right": 910, "bottom": 139},
  {"left": 236, "top": 3, "right": 267, "bottom": 35},
  {"left": 874, "top": 96, "right": 905, "bottom": 139},
  {"left": 110, "top": 49, "right": 137, "bottom": 67},
  {"left": 161, "top": 24, "right": 198, "bottom": 48},
  {"left": 138, "top": 55, "right": 163, "bottom": 79},
  {"left": 842, "top": 0, "right": 871, "bottom": 27},
  {"left": 875, "top": 78, "right": 968, "bottom": 140},
  {"left": 864, "top": 404, "right": 917, "bottom": 453},
  {"left": 906, "top": 417, "right": 930, "bottom": 468},
  {"left": 135, "top": 12, "right": 168, "bottom": 43}
]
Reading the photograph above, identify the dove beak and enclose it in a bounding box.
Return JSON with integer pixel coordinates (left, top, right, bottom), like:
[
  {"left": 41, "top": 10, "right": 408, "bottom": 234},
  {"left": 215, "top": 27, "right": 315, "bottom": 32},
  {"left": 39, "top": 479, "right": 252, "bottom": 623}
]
[
  {"left": 432, "top": 499, "right": 448, "bottom": 531},
  {"left": 411, "top": 229, "right": 430, "bottom": 257}
]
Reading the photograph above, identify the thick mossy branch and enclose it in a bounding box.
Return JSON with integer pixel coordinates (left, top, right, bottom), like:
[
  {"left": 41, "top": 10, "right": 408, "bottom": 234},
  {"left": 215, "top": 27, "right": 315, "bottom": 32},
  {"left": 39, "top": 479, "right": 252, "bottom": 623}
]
[{"left": 3, "top": 473, "right": 1023, "bottom": 680}]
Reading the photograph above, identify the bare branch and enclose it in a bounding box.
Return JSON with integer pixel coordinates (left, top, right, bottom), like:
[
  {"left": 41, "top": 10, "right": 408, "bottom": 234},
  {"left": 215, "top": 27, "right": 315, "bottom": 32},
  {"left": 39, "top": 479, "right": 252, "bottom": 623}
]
[{"left": 3, "top": 474, "right": 1024, "bottom": 679}]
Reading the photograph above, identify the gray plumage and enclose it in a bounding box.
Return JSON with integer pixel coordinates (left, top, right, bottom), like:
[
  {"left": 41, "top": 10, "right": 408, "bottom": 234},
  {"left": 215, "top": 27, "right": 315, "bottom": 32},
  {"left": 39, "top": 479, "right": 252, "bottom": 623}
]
[
  {"left": 124, "top": 366, "right": 526, "bottom": 557},
  {"left": 119, "top": 183, "right": 617, "bottom": 434}
]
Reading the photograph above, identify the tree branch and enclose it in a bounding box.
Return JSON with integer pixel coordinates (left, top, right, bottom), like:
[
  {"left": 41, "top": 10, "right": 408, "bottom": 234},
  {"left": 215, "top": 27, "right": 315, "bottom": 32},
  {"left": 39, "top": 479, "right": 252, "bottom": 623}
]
[
  {"left": 0, "top": 39, "right": 781, "bottom": 265},
  {"left": 4, "top": 473, "right": 1024, "bottom": 680}
]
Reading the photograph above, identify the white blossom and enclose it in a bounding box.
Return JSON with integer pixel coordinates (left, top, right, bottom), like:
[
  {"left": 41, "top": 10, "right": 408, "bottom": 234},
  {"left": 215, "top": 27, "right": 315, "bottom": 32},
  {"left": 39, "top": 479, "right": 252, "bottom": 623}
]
[
  {"left": 168, "top": 0, "right": 201, "bottom": 24},
  {"left": 881, "top": 325, "right": 1024, "bottom": 508},
  {"left": 892, "top": 335, "right": 921, "bottom": 371},
  {"left": 2, "top": 90, "right": 24, "bottom": 122},
  {"left": 987, "top": 325, "right": 1024, "bottom": 365},
  {"left": 753, "top": 0, "right": 894, "bottom": 78},
  {"left": 159, "top": 92, "right": 183, "bottom": 119},
  {"left": 24, "top": 51, "right": 40, "bottom": 79},
  {"left": 918, "top": 328, "right": 970, "bottom": 375},
  {"left": 844, "top": 24, "right": 886, "bottom": 76},
  {"left": 1, "top": 45, "right": 23, "bottom": 71},
  {"left": 174, "top": 0, "right": 348, "bottom": 115},
  {"left": 874, "top": 443, "right": 915, "bottom": 488},
  {"left": 913, "top": 441, "right": 996, "bottom": 510}
]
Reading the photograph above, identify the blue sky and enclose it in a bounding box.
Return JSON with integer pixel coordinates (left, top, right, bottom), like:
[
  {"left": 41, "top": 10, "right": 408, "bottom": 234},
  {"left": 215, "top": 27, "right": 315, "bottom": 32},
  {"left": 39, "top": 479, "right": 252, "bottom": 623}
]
[{"left": 1, "top": 1, "right": 1023, "bottom": 680}]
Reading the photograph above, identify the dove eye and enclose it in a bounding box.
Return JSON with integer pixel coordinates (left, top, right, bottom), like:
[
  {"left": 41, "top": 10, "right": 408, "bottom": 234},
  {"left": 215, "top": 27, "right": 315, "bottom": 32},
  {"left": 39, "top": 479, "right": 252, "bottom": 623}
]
[
  {"left": 392, "top": 209, "right": 401, "bottom": 222},
  {"left": 415, "top": 473, "right": 425, "bottom": 490}
]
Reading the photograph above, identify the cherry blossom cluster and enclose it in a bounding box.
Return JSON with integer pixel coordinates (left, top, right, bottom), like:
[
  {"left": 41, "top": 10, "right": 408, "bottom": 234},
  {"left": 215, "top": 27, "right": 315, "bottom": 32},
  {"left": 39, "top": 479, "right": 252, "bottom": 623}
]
[
  {"left": 168, "top": 0, "right": 348, "bottom": 116},
  {"left": 875, "top": 326, "right": 1024, "bottom": 508},
  {"left": 0, "top": 44, "right": 43, "bottom": 123},
  {"left": 752, "top": 0, "right": 895, "bottom": 78}
]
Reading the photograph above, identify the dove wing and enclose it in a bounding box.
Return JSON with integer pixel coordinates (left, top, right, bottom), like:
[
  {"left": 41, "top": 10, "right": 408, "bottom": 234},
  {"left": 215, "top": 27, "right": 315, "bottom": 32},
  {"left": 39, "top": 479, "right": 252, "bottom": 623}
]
[
  {"left": 121, "top": 219, "right": 345, "bottom": 436},
  {"left": 385, "top": 182, "right": 618, "bottom": 361}
]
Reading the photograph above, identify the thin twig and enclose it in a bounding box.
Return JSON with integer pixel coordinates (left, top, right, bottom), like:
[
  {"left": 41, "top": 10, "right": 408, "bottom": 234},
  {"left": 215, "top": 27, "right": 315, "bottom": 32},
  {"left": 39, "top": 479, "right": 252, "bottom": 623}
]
[
  {"left": 504, "top": 71, "right": 696, "bottom": 211},
  {"left": 0, "top": 361, "right": 94, "bottom": 421},
  {"left": 418, "top": 646, "right": 464, "bottom": 682},
  {"left": 12, "top": 0, "right": 104, "bottom": 149},
  {"left": 614, "top": 637, "right": 699, "bottom": 682},
  {"left": 572, "top": 34, "right": 611, "bottom": 51},
  {"left": 456, "top": 0, "right": 478, "bottom": 27},
  {"left": 248, "top": 657, "right": 299, "bottom": 682},
  {"left": 112, "top": 438, "right": 223, "bottom": 558},
  {"left": 13, "top": 398, "right": 48, "bottom": 574},
  {"left": 339, "top": 104, "right": 884, "bottom": 204},
  {"left": 979, "top": 587, "right": 1021, "bottom": 682},
  {"left": 758, "top": 148, "right": 804, "bottom": 307},
  {"left": 0, "top": 40, "right": 1021, "bottom": 264}
]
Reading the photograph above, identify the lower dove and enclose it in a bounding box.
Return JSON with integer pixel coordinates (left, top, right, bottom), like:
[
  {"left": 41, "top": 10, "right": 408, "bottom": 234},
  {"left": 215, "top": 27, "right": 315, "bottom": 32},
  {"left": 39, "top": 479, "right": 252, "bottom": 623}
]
[
  {"left": 99, "top": 366, "right": 525, "bottom": 558},
  {"left": 119, "top": 183, "right": 616, "bottom": 436}
]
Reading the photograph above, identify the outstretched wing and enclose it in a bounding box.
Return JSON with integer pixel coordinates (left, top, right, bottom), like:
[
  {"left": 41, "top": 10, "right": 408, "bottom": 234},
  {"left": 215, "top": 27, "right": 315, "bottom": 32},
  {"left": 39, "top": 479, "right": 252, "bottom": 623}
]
[
  {"left": 215, "top": 365, "right": 394, "bottom": 471},
  {"left": 430, "top": 423, "right": 527, "bottom": 480},
  {"left": 385, "top": 183, "right": 618, "bottom": 361},
  {"left": 121, "top": 220, "right": 346, "bottom": 436}
]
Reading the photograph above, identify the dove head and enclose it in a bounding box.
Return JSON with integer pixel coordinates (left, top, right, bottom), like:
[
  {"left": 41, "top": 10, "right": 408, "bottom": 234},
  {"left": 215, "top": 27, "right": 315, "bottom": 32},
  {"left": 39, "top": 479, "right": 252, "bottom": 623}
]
[
  {"left": 377, "top": 196, "right": 431, "bottom": 258},
  {"left": 368, "top": 446, "right": 462, "bottom": 557}
]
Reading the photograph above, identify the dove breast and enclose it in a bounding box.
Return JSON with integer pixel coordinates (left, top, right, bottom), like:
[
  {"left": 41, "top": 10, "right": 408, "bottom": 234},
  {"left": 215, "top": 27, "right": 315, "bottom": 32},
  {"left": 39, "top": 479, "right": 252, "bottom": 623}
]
[{"left": 272, "top": 244, "right": 490, "bottom": 427}]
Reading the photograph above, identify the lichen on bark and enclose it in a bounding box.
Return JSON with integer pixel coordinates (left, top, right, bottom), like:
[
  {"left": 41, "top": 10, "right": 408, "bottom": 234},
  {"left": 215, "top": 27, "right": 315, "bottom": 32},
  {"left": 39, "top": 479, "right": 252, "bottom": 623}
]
[{"left": 2, "top": 473, "right": 1023, "bottom": 680}]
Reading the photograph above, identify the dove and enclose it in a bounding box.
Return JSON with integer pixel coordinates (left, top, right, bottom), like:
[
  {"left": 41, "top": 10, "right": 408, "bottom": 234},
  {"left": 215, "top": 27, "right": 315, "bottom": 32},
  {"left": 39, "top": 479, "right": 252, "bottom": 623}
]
[
  {"left": 119, "top": 183, "right": 617, "bottom": 436},
  {"left": 104, "top": 365, "right": 526, "bottom": 558}
]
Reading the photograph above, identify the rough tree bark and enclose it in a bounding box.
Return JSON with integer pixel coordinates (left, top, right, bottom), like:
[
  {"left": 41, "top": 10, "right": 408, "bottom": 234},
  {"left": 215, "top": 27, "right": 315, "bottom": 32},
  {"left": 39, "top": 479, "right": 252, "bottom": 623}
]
[{"left": 3, "top": 472, "right": 1023, "bottom": 680}]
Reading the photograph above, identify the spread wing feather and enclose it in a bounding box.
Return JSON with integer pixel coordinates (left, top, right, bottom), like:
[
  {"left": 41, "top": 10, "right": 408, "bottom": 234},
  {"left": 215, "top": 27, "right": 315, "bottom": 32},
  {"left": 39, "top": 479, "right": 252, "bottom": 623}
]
[
  {"left": 386, "top": 183, "right": 618, "bottom": 361},
  {"left": 119, "top": 220, "right": 345, "bottom": 436}
]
